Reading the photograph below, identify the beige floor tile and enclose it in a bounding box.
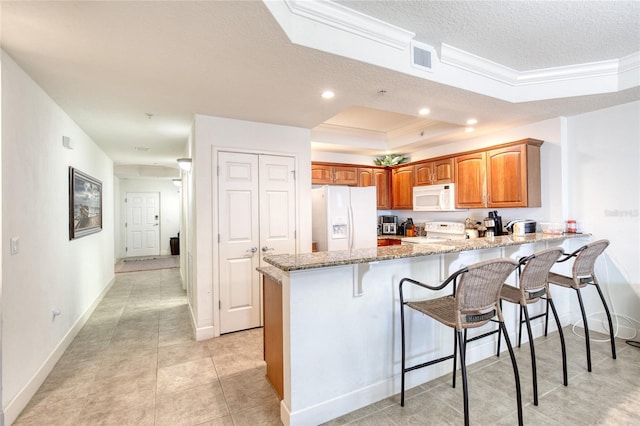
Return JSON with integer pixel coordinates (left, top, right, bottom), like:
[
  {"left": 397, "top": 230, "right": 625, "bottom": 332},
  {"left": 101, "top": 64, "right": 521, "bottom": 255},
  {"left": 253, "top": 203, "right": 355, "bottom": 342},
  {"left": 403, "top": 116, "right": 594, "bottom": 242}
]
[
  {"left": 155, "top": 382, "right": 230, "bottom": 426},
  {"left": 219, "top": 367, "right": 279, "bottom": 413},
  {"left": 86, "top": 369, "right": 157, "bottom": 406},
  {"left": 211, "top": 346, "right": 266, "bottom": 378},
  {"left": 76, "top": 397, "right": 155, "bottom": 426},
  {"left": 158, "top": 326, "right": 194, "bottom": 347},
  {"left": 158, "top": 340, "right": 212, "bottom": 368},
  {"left": 230, "top": 399, "right": 282, "bottom": 426},
  {"left": 157, "top": 357, "right": 219, "bottom": 394}
]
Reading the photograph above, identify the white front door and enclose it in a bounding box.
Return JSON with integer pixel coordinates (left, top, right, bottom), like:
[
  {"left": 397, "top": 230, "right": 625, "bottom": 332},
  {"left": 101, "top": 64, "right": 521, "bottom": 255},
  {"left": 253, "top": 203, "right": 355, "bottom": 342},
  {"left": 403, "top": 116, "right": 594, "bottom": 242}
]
[
  {"left": 218, "top": 152, "right": 296, "bottom": 334},
  {"left": 126, "top": 192, "right": 160, "bottom": 257}
]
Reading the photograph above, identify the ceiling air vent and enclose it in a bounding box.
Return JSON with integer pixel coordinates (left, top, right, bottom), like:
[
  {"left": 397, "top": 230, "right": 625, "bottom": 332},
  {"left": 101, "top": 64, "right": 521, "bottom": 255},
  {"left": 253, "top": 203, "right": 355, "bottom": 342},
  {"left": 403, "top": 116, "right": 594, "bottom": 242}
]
[{"left": 411, "top": 41, "right": 435, "bottom": 72}]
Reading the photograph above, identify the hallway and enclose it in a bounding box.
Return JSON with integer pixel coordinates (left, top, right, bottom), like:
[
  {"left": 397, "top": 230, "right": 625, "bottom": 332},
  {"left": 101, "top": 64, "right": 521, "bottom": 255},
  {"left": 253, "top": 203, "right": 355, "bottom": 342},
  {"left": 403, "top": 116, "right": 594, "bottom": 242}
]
[
  {"left": 13, "top": 268, "right": 281, "bottom": 425},
  {"left": 13, "top": 267, "right": 640, "bottom": 425}
]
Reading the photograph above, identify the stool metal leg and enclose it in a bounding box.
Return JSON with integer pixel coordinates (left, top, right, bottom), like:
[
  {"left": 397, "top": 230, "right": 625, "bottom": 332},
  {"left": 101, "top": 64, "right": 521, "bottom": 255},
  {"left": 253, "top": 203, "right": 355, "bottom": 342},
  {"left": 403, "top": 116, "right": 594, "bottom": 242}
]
[
  {"left": 593, "top": 280, "right": 617, "bottom": 359},
  {"left": 522, "top": 305, "right": 538, "bottom": 406},
  {"left": 500, "top": 321, "right": 523, "bottom": 426},
  {"left": 452, "top": 328, "right": 458, "bottom": 388},
  {"left": 400, "top": 296, "right": 407, "bottom": 406},
  {"left": 457, "top": 330, "right": 469, "bottom": 426},
  {"left": 575, "top": 288, "right": 592, "bottom": 372},
  {"left": 548, "top": 298, "right": 568, "bottom": 386}
]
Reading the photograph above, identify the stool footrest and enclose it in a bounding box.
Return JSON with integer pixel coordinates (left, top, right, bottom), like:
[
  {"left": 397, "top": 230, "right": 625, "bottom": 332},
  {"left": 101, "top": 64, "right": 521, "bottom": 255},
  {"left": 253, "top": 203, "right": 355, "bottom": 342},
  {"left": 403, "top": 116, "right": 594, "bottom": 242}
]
[
  {"left": 466, "top": 328, "right": 500, "bottom": 343},
  {"left": 404, "top": 354, "right": 454, "bottom": 373}
]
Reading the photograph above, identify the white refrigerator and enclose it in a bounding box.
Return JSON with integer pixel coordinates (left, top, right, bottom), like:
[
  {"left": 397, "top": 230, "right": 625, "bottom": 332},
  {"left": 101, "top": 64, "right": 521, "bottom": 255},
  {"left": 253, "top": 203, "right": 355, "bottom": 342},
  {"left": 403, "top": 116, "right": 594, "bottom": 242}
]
[{"left": 312, "top": 185, "right": 378, "bottom": 251}]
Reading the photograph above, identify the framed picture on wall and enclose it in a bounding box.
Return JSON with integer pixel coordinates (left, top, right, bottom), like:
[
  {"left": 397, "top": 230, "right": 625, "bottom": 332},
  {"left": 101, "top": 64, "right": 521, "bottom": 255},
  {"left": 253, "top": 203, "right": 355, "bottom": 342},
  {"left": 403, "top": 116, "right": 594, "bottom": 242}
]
[{"left": 69, "top": 167, "right": 102, "bottom": 240}]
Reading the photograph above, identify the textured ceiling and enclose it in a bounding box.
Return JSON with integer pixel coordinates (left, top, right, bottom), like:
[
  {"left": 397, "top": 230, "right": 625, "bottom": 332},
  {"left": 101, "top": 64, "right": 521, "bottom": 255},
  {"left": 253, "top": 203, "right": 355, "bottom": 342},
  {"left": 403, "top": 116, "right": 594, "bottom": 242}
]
[
  {"left": 1, "top": 1, "right": 638, "bottom": 172},
  {"left": 338, "top": 0, "right": 640, "bottom": 70}
]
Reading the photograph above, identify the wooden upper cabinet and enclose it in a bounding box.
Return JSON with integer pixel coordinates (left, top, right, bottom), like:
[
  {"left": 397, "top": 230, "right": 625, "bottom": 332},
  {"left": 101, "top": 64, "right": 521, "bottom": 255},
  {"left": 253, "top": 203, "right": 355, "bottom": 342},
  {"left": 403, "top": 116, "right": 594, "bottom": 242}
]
[
  {"left": 373, "top": 168, "right": 391, "bottom": 209},
  {"left": 357, "top": 168, "right": 374, "bottom": 187},
  {"left": 415, "top": 158, "right": 454, "bottom": 185},
  {"left": 455, "top": 152, "right": 487, "bottom": 208},
  {"left": 487, "top": 142, "right": 541, "bottom": 208},
  {"left": 358, "top": 167, "right": 390, "bottom": 210},
  {"left": 391, "top": 165, "right": 414, "bottom": 209},
  {"left": 311, "top": 163, "right": 357, "bottom": 185},
  {"left": 311, "top": 163, "right": 334, "bottom": 184},
  {"left": 455, "top": 139, "right": 542, "bottom": 209},
  {"left": 333, "top": 166, "right": 358, "bottom": 185}
]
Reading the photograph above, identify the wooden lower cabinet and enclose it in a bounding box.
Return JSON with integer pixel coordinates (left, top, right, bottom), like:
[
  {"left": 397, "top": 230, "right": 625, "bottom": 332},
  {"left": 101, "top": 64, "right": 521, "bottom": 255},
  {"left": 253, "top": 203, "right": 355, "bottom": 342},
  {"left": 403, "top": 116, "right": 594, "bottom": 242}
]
[
  {"left": 377, "top": 238, "right": 402, "bottom": 246},
  {"left": 263, "top": 275, "right": 283, "bottom": 399}
]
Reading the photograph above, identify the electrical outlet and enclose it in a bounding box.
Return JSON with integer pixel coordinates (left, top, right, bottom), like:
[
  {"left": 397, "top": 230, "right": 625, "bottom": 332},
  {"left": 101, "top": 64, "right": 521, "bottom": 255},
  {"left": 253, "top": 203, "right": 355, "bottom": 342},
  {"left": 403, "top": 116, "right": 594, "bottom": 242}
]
[{"left": 10, "top": 237, "right": 19, "bottom": 255}]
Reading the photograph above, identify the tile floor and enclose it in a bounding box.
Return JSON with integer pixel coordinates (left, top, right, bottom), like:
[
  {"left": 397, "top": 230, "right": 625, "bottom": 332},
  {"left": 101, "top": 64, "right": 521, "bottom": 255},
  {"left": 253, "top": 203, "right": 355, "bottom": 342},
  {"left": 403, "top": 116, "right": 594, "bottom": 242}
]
[{"left": 14, "top": 267, "right": 640, "bottom": 425}]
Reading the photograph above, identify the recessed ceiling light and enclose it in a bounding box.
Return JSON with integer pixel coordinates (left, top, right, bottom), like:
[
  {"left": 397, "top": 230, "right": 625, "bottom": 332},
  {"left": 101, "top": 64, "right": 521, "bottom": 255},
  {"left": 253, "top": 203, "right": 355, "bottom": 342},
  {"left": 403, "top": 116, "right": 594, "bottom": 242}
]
[
  {"left": 134, "top": 146, "right": 151, "bottom": 152},
  {"left": 465, "top": 127, "right": 475, "bottom": 133},
  {"left": 466, "top": 118, "right": 478, "bottom": 125},
  {"left": 419, "top": 108, "right": 431, "bottom": 116},
  {"left": 321, "top": 90, "right": 335, "bottom": 99}
]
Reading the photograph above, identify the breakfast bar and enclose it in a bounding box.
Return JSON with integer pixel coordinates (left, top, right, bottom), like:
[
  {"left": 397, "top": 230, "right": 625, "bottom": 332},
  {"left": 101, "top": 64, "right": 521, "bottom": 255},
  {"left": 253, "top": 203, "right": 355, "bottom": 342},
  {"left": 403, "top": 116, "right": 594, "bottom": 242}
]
[{"left": 261, "top": 233, "right": 590, "bottom": 426}]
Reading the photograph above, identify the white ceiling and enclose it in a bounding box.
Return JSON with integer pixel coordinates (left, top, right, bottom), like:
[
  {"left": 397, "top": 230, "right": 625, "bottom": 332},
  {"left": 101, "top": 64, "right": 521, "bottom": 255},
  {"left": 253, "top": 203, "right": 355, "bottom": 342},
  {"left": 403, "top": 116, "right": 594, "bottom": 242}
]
[{"left": 1, "top": 1, "right": 638, "bottom": 174}]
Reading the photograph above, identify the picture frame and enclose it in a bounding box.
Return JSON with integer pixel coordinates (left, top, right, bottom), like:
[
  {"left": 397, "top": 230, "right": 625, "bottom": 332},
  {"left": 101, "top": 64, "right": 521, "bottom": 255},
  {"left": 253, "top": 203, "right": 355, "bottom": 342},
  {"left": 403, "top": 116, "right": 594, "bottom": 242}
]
[{"left": 69, "top": 167, "right": 102, "bottom": 240}]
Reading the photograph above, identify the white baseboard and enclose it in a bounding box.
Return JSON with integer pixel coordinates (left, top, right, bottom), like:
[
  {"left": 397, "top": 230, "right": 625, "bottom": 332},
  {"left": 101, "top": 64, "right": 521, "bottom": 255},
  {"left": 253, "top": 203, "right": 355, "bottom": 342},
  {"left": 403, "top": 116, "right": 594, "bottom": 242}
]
[
  {"left": 188, "top": 302, "right": 215, "bottom": 341},
  {"left": 3, "top": 276, "right": 116, "bottom": 425}
]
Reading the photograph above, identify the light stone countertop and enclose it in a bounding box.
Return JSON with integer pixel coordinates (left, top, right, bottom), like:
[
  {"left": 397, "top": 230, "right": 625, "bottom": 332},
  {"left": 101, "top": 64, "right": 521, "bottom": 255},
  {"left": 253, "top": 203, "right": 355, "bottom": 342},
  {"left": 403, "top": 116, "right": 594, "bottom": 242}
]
[
  {"left": 257, "top": 265, "right": 284, "bottom": 284},
  {"left": 263, "top": 232, "right": 589, "bottom": 272}
]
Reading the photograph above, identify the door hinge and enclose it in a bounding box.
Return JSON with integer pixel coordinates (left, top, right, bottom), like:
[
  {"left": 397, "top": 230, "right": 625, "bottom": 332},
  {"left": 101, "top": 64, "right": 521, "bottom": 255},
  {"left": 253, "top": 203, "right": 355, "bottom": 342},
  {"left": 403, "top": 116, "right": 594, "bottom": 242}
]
[
  {"left": 124, "top": 197, "right": 127, "bottom": 203},
  {"left": 217, "top": 166, "right": 220, "bottom": 177},
  {"left": 125, "top": 247, "right": 128, "bottom": 252},
  {"left": 218, "top": 234, "right": 220, "bottom": 243},
  {"left": 294, "top": 229, "right": 297, "bottom": 238},
  {"left": 125, "top": 222, "right": 127, "bottom": 228},
  {"left": 291, "top": 170, "right": 296, "bottom": 180},
  {"left": 219, "top": 300, "right": 221, "bottom": 309}
]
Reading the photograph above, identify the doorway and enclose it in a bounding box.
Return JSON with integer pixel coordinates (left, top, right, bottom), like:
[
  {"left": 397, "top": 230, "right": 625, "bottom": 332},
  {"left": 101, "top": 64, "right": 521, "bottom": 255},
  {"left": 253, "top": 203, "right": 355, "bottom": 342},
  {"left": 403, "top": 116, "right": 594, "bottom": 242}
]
[
  {"left": 217, "top": 152, "right": 296, "bottom": 334},
  {"left": 125, "top": 192, "right": 160, "bottom": 257}
]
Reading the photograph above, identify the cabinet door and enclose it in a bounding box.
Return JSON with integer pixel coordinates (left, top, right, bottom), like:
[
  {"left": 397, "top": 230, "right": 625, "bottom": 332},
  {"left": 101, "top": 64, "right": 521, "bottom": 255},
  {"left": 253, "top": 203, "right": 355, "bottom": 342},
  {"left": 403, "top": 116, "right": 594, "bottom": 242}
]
[
  {"left": 414, "top": 162, "right": 434, "bottom": 186},
  {"left": 357, "top": 168, "right": 374, "bottom": 187},
  {"left": 391, "top": 165, "right": 414, "bottom": 209},
  {"left": 333, "top": 166, "right": 358, "bottom": 185},
  {"left": 311, "top": 164, "right": 333, "bottom": 184},
  {"left": 455, "top": 152, "right": 486, "bottom": 208},
  {"left": 487, "top": 145, "right": 527, "bottom": 207},
  {"left": 432, "top": 158, "right": 454, "bottom": 184},
  {"left": 373, "top": 168, "right": 391, "bottom": 209}
]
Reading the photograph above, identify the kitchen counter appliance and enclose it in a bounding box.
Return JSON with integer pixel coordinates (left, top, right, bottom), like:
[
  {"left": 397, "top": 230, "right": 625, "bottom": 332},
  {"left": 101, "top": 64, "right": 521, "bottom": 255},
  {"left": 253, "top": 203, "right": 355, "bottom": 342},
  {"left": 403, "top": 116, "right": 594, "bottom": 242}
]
[
  {"left": 506, "top": 220, "right": 537, "bottom": 235},
  {"left": 379, "top": 215, "right": 398, "bottom": 235},
  {"left": 412, "top": 184, "right": 466, "bottom": 212},
  {"left": 401, "top": 221, "right": 466, "bottom": 244}
]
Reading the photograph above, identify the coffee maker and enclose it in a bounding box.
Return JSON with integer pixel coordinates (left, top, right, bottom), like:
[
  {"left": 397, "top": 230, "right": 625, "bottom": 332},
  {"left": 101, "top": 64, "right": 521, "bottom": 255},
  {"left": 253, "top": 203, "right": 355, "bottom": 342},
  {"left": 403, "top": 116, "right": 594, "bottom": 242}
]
[{"left": 484, "top": 211, "right": 504, "bottom": 237}]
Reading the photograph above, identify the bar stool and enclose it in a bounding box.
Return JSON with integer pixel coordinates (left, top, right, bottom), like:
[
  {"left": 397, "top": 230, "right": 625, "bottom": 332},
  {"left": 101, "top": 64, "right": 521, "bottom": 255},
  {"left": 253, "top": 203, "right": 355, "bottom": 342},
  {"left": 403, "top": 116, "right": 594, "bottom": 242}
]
[
  {"left": 546, "top": 239, "right": 616, "bottom": 372},
  {"left": 498, "top": 247, "right": 567, "bottom": 406},
  {"left": 399, "top": 258, "right": 522, "bottom": 426}
]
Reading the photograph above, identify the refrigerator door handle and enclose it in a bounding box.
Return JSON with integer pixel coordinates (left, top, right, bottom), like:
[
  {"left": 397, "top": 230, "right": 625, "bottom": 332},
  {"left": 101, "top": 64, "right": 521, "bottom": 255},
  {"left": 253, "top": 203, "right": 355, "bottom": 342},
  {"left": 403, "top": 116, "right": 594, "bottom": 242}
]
[{"left": 348, "top": 205, "right": 354, "bottom": 250}]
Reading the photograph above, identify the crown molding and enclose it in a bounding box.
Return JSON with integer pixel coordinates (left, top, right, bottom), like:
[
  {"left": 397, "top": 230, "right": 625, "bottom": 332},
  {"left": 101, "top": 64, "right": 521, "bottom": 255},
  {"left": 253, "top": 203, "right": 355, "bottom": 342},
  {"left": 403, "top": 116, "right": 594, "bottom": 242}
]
[{"left": 283, "top": 0, "right": 414, "bottom": 50}]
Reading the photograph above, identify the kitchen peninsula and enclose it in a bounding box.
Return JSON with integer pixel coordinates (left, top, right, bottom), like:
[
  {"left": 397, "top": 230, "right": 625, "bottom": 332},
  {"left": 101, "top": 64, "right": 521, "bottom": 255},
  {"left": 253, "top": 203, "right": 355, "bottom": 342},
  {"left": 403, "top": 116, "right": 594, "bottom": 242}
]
[{"left": 261, "top": 233, "right": 589, "bottom": 426}]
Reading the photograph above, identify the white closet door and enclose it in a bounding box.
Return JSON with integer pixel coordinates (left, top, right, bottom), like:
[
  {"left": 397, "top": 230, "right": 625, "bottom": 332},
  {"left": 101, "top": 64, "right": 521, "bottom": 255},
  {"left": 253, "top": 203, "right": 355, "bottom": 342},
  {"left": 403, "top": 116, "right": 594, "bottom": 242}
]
[
  {"left": 259, "top": 155, "right": 296, "bottom": 264},
  {"left": 218, "top": 152, "right": 261, "bottom": 334}
]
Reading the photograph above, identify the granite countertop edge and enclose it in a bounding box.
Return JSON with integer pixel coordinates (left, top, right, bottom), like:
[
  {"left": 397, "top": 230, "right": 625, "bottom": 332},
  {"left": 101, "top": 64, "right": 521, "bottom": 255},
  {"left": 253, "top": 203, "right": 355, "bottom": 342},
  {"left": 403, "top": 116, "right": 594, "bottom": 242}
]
[{"left": 263, "top": 233, "right": 590, "bottom": 272}]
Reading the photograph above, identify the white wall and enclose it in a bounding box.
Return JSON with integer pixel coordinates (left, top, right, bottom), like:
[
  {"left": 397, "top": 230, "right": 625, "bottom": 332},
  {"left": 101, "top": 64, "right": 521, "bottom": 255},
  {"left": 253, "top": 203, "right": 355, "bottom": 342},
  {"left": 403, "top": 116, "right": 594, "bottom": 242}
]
[
  {"left": 117, "top": 179, "right": 181, "bottom": 258},
  {"left": 188, "top": 115, "right": 311, "bottom": 339},
  {"left": 566, "top": 101, "right": 640, "bottom": 335},
  {"left": 1, "top": 51, "right": 115, "bottom": 424}
]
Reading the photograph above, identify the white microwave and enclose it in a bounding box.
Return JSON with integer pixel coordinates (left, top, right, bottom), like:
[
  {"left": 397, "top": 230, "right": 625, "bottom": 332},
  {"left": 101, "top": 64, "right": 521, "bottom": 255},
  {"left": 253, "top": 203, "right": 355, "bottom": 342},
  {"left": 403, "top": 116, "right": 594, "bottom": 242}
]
[{"left": 413, "top": 184, "right": 465, "bottom": 212}]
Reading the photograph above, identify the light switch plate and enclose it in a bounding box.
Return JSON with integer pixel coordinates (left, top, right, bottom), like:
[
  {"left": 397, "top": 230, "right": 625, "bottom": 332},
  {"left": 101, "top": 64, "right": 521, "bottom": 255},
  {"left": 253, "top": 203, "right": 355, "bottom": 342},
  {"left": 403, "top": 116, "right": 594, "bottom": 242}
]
[{"left": 10, "top": 237, "right": 19, "bottom": 255}]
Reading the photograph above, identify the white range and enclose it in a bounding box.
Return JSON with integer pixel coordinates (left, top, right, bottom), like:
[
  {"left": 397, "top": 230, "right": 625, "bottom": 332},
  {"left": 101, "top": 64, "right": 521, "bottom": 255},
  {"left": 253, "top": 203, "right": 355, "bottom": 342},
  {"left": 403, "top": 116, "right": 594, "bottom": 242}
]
[{"left": 401, "top": 221, "right": 467, "bottom": 244}]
